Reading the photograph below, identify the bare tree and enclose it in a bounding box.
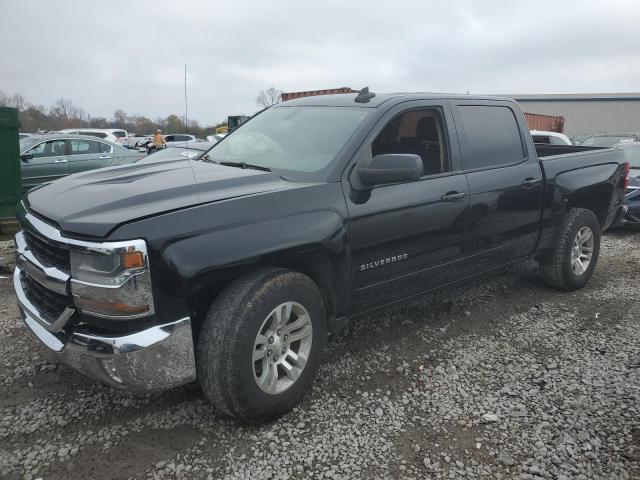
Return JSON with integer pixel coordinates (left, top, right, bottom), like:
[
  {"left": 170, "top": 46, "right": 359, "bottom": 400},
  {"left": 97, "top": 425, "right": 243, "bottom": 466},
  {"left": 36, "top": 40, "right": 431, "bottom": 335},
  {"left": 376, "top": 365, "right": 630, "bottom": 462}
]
[
  {"left": 255, "top": 87, "right": 282, "bottom": 109},
  {"left": 10, "top": 93, "right": 26, "bottom": 111},
  {"left": 51, "top": 98, "right": 81, "bottom": 120},
  {"left": 50, "top": 98, "right": 84, "bottom": 127},
  {"left": 0, "top": 91, "right": 9, "bottom": 107},
  {"left": 114, "top": 109, "right": 127, "bottom": 127}
]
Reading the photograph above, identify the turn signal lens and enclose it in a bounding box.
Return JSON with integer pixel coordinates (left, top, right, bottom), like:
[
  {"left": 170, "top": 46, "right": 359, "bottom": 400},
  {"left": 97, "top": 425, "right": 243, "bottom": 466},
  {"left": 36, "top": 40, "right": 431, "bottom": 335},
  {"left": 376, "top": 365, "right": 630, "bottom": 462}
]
[
  {"left": 122, "top": 251, "right": 144, "bottom": 269},
  {"left": 75, "top": 297, "right": 150, "bottom": 316}
]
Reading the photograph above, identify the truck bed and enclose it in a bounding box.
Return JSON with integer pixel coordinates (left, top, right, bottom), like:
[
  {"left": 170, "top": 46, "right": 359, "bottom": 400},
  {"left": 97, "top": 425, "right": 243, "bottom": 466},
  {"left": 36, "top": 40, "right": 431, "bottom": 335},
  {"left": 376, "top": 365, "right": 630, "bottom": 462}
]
[
  {"left": 534, "top": 142, "right": 627, "bottom": 235},
  {"left": 534, "top": 143, "right": 607, "bottom": 158},
  {"left": 536, "top": 143, "right": 625, "bottom": 177}
]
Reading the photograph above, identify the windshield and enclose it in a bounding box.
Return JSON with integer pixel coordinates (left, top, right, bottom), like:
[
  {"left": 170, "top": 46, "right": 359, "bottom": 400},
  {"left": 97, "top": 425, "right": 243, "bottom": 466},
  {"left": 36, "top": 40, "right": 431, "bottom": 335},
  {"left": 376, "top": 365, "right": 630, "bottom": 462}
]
[
  {"left": 624, "top": 148, "right": 640, "bottom": 168},
  {"left": 204, "top": 106, "right": 370, "bottom": 175},
  {"left": 582, "top": 135, "right": 636, "bottom": 147},
  {"left": 141, "top": 147, "right": 205, "bottom": 162},
  {"left": 20, "top": 137, "right": 43, "bottom": 152}
]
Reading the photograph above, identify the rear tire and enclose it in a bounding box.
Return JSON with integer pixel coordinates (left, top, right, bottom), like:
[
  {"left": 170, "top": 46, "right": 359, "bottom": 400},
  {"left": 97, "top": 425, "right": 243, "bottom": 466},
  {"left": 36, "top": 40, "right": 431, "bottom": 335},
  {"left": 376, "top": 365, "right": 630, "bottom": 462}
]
[
  {"left": 197, "top": 268, "right": 326, "bottom": 423},
  {"left": 540, "top": 207, "right": 600, "bottom": 291}
]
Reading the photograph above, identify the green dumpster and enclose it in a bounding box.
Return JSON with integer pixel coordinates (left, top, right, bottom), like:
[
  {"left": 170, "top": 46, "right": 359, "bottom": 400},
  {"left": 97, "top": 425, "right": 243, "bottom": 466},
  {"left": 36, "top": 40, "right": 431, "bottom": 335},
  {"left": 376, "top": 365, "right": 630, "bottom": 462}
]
[{"left": 0, "top": 107, "right": 20, "bottom": 237}]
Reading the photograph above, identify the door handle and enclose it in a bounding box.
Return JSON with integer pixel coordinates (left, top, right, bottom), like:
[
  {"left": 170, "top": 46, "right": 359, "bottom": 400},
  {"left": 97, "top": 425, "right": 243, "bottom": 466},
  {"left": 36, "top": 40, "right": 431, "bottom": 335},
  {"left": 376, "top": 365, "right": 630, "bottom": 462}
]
[
  {"left": 521, "top": 177, "right": 542, "bottom": 188},
  {"left": 98, "top": 155, "right": 111, "bottom": 159},
  {"left": 440, "top": 191, "right": 467, "bottom": 203},
  {"left": 54, "top": 159, "right": 67, "bottom": 163}
]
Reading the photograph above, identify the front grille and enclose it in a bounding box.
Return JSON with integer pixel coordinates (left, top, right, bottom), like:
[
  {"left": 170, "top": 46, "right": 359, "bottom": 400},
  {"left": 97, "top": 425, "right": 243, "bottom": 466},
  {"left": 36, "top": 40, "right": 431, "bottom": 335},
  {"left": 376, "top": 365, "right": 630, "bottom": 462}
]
[
  {"left": 21, "top": 271, "right": 73, "bottom": 322},
  {"left": 23, "top": 230, "right": 70, "bottom": 272}
]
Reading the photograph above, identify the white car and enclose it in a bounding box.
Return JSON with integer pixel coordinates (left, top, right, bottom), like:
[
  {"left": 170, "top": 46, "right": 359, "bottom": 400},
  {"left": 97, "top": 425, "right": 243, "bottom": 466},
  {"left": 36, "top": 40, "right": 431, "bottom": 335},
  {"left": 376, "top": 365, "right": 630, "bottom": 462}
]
[
  {"left": 58, "top": 128, "right": 129, "bottom": 147},
  {"left": 530, "top": 130, "right": 572, "bottom": 146}
]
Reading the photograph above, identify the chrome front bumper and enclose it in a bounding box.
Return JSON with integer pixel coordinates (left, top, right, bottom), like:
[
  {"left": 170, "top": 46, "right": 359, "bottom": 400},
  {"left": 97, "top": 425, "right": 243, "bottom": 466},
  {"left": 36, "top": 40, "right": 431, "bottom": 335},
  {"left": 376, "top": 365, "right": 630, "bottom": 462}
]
[{"left": 14, "top": 266, "right": 196, "bottom": 392}]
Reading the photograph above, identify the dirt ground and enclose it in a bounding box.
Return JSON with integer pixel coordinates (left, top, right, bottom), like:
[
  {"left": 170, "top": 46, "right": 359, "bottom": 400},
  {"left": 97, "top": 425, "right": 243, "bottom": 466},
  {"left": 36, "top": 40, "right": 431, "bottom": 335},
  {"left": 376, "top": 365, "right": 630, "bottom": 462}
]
[{"left": 1, "top": 231, "right": 639, "bottom": 480}]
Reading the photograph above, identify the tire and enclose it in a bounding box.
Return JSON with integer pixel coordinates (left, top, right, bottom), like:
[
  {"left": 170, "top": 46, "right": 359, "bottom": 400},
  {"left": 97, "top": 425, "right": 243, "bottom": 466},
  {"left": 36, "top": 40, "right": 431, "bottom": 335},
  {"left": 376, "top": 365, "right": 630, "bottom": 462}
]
[
  {"left": 540, "top": 207, "right": 600, "bottom": 291},
  {"left": 196, "top": 268, "right": 327, "bottom": 423}
]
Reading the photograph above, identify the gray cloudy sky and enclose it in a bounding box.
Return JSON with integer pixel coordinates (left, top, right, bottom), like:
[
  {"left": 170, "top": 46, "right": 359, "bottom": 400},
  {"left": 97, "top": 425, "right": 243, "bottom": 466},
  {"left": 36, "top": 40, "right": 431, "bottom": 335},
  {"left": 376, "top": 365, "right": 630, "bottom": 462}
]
[{"left": 2, "top": 0, "right": 639, "bottom": 125}]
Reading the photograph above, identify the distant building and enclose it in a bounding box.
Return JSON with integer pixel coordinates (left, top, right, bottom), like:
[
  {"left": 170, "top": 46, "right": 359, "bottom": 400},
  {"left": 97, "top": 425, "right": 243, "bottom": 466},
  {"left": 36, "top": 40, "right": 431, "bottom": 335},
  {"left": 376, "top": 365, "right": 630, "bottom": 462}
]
[{"left": 510, "top": 93, "right": 640, "bottom": 139}]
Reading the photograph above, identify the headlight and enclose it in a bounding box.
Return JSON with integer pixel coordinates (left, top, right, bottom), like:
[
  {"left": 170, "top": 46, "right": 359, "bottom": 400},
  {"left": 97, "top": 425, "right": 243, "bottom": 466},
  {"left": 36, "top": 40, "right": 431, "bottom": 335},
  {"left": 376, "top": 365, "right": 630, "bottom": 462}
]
[{"left": 70, "top": 240, "right": 154, "bottom": 319}]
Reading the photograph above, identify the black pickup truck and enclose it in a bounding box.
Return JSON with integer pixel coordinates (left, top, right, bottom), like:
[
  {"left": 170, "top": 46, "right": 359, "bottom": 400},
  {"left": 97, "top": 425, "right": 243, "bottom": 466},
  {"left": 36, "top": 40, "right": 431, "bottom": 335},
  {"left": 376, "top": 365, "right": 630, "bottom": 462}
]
[{"left": 13, "top": 91, "right": 629, "bottom": 422}]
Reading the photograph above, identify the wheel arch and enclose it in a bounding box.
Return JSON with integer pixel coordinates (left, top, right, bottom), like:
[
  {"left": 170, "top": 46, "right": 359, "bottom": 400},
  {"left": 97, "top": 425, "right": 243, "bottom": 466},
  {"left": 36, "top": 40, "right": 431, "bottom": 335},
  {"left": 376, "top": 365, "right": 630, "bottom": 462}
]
[
  {"left": 566, "top": 184, "right": 612, "bottom": 229},
  {"left": 185, "top": 245, "right": 351, "bottom": 336}
]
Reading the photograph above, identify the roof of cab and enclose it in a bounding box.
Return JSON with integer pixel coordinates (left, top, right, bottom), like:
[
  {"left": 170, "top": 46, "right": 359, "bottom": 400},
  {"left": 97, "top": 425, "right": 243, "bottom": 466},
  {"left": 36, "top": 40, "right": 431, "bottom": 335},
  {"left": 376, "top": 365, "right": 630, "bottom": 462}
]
[{"left": 275, "top": 92, "right": 516, "bottom": 108}]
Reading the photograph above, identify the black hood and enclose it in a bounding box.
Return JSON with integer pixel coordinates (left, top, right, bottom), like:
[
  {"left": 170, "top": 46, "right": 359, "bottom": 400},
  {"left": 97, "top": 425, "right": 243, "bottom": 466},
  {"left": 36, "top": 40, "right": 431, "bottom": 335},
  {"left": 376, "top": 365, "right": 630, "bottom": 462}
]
[{"left": 25, "top": 159, "right": 295, "bottom": 237}]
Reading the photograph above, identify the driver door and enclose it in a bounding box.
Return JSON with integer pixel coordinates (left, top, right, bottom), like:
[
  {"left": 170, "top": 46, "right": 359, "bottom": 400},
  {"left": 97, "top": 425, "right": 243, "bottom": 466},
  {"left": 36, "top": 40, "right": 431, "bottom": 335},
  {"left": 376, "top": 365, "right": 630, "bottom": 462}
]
[
  {"left": 21, "top": 139, "right": 70, "bottom": 191},
  {"left": 344, "top": 101, "right": 471, "bottom": 314}
]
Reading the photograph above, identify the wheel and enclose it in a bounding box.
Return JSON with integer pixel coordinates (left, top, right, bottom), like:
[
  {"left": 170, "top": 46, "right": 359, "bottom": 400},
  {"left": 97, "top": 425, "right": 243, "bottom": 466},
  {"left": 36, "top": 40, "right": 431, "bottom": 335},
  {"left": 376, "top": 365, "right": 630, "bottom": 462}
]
[
  {"left": 196, "top": 268, "right": 326, "bottom": 423},
  {"left": 540, "top": 207, "right": 600, "bottom": 291}
]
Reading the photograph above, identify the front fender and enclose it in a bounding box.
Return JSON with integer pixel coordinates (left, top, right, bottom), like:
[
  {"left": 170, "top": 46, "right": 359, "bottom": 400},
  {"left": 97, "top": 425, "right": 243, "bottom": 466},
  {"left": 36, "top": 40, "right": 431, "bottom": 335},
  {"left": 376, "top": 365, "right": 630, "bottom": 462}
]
[{"left": 109, "top": 183, "right": 350, "bottom": 326}]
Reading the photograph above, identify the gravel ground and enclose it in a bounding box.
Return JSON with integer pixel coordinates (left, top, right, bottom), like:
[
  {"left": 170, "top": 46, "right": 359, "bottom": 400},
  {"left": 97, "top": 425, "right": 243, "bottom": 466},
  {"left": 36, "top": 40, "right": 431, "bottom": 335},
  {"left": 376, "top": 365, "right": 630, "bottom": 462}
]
[{"left": 0, "top": 232, "right": 639, "bottom": 480}]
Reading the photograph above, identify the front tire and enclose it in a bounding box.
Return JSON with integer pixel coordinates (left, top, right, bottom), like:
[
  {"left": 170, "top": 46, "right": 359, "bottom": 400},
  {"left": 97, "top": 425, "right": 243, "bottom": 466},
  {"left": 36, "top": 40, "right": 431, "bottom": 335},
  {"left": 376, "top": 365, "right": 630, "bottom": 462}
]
[
  {"left": 540, "top": 207, "right": 600, "bottom": 291},
  {"left": 197, "top": 268, "right": 326, "bottom": 423}
]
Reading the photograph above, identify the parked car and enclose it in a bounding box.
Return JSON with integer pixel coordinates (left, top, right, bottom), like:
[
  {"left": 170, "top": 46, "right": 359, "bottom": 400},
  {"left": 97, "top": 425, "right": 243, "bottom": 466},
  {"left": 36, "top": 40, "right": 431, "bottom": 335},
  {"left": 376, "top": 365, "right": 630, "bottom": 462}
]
[
  {"left": 58, "top": 128, "right": 129, "bottom": 147},
  {"left": 19, "top": 133, "right": 34, "bottom": 140},
  {"left": 530, "top": 130, "right": 572, "bottom": 145},
  {"left": 614, "top": 143, "right": 640, "bottom": 228},
  {"left": 581, "top": 133, "right": 640, "bottom": 147},
  {"left": 13, "top": 92, "right": 628, "bottom": 423},
  {"left": 138, "top": 142, "right": 215, "bottom": 162},
  {"left": 19, "top": 134, "right": 141, "bottom": 191}
]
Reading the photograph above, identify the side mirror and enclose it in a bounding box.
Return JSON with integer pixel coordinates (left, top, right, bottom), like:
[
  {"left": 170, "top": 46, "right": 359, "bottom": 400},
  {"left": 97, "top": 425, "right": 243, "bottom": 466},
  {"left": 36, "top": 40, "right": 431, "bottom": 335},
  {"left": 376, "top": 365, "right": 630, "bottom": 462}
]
[
  {"left": 20, "top": 153, "right": 34, "bottom": 162},
  {"left": 354, "top": 154, "right": 423, "bottom": 190}
]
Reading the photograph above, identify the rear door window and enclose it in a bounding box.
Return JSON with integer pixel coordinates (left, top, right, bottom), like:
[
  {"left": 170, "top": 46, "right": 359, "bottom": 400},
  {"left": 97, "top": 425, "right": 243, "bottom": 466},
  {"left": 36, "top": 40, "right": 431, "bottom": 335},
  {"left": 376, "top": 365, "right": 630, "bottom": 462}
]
[
  {"left": 69, "top": 139, "right": 101, "bottom": 155},
  {"left": 113, "top": 130, "right": 127, "bottom": 138},
  {"left": 459, "top": 105, "right": 525, "bottom": 170}
]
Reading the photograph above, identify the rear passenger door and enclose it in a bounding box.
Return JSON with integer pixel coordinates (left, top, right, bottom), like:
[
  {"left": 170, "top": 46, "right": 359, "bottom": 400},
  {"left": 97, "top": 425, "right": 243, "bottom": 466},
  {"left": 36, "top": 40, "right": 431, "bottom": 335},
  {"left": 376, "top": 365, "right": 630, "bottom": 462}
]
[
  {"left": 68, "top": 138, "right": 114, "bottom": 174},
  {"left": 450, "top": 100, "right": 544, "bottom": 269}
]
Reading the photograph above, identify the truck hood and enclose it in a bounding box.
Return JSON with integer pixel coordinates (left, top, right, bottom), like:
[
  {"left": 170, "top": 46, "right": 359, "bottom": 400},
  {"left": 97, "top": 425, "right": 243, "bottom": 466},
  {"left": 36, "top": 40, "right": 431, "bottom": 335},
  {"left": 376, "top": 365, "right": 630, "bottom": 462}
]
[{"left": 25, "top": 158, "right": 295, "bottom": 237}]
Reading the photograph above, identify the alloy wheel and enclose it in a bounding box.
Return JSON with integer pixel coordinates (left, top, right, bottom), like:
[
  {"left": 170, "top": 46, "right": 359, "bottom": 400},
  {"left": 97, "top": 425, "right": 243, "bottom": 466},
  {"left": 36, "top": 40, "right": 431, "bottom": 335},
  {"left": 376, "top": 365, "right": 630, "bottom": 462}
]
[
  {"left": 570, "top": 226, "right": 594, "bottom": 275},
  {"left": 252, "top": 302, "right": 313, "bottom": 394}
]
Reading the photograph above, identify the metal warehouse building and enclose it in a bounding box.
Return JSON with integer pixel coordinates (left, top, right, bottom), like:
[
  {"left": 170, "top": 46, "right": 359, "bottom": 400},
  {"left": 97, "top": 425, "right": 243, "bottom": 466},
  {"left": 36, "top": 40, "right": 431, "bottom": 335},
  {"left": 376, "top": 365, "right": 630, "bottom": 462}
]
[{"left": 511, "top": 92, "right": 640, "bottom": 139}]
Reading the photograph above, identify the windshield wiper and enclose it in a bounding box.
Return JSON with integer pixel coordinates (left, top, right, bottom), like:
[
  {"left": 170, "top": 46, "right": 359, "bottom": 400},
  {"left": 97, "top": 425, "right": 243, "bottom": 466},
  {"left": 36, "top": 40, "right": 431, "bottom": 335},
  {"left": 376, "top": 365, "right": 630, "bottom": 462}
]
[{"left": 218, "top": 161, "right": 271, "bottom": 172}]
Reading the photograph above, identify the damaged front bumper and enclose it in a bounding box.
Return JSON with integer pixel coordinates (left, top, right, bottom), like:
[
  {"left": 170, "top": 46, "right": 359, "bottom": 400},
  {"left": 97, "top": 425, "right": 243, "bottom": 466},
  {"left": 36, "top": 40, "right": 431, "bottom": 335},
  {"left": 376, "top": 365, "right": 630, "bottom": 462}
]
[{"left": 15, "top": 267, "right": 196, "bottom": 392}]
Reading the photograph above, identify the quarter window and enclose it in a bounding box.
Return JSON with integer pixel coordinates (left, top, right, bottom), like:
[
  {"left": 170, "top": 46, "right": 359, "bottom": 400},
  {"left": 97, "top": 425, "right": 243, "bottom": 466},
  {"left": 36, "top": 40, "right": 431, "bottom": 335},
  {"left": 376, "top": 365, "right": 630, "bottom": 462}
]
[
  {"left": 99, "top": 142, "right": 112, "bottom": 153},
  {"left": 459, "top": 106, "right": 525, "bottom": 170}
]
